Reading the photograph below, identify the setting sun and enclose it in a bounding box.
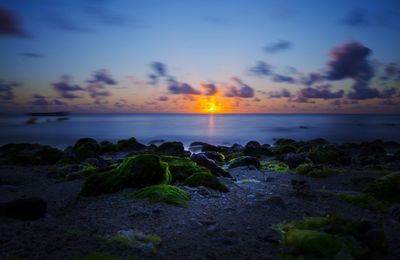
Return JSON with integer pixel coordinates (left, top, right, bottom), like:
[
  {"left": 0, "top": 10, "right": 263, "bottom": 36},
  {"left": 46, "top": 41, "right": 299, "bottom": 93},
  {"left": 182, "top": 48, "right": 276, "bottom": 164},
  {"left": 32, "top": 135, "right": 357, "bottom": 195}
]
[{"left": 208, "top": 104, "right": 215, "bottom": 112}]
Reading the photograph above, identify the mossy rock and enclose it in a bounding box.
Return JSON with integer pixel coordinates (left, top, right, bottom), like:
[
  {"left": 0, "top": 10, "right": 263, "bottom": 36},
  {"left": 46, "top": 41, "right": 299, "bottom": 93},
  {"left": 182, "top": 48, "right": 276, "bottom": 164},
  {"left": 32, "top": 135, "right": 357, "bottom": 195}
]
[
  {"left": 275, "top": 138, "right": 296, "bottom": 146},
  {"left": 274, "top": 144, "right": 297, "bottom": 155},
  {"left": 363, "top": 172, "right": 400, "bottom": 203},
  {"left": 184, "top": 172, "right": 229, "bottom": 192},
  {"left": 274, "top": 214, "right": 386, "bottom": 259},
  {"left": 307, "top": 147, "right": 341, "bottom": 165},
  {"left": 117, "top": 137, "right": 145, "bottom": 151},
  {"left": 0, "top": 143, "right": 63, "bottom": 165},
  {"left": 99, "top": 140, "right": 119, "bottom": 153},
  {"left": 224, "top": 152, "right": 245, "bottom": 162},
  {"left": 81, "top": 154, "right": 170, "bottom": 196},
  {"left": 156, "top": 141, "right": 184, "bottom": 156},
  {"left": 261, "top": 161, "right": 289, "bottom": 172},
  {"left": 295, "top": 163, "right": 338, "bottom": 178},
  {"left": 160, "top": 156, "right": 211, "bottom": 182},
  {"left": 203, "top": 151, "right": 225, "bottom": 162},
  {"left": 335, "top": 192, "right": 390, "bottom": 211},
  {"left": 228, "top": 156, "right": 260, "bottom": 169},
  {"left": 127, "top": 184, "right": 190, "bottom": 207}
]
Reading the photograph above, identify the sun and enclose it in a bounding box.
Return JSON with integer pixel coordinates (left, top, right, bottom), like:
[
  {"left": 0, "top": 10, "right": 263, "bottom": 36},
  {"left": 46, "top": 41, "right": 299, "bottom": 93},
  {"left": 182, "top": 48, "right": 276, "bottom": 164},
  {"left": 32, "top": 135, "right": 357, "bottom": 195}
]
[{"left": 208, "top": 105, "right": 215, "bottom": 112}]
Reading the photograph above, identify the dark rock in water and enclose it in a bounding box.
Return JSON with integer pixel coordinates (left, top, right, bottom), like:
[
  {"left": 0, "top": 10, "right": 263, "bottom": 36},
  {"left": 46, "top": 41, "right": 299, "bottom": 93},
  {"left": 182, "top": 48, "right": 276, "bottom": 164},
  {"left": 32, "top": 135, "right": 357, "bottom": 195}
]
[
  {"left": 275, "top": 138, "right": 296, "bottom": 146},
  {"left": 230, "top": 143, "right": 244, "bottom": 152},
  {"left": 0, "top": 143, "right": 63, "bottom": 165},
  {"left": 117, "top": 137, "right": 146, "bottom": 151},
  {"left": 184, "top": 172, "right": 229, "bottom": 192},
  {"left": 202, "top": 151, "right": 225, "bottom": 162},
  {"left": 190, "top": 141, "right": 210, "bottom": 147},
  {"left": 202, "top": 144, "right": 220, "bottom": 152},
  {"left": 0, "top": 197, "right": 46, "bottom": 221},
  {"left": 244, "top": 141, "right": 273, "bottom": 157},
  {"left": 71, "top": 138, "right": 101, "bottom": 161},
  {"left": 228, "top": 156, "right": 260, "bottom": 169},
  {"left": 190, "top": 153, "right": 231, "bottom": 177},
  {"left": 274, "top": 144, "right": 297, "bottom": 155},
  {"left": 157, "top": 141, "right": 185, "bottom": 156},
  {"left": 308, "top": 138, "right": 329, "bottom": 145},
  {"left": 284, "top": 153, "right": 307, "bottom": 169}
]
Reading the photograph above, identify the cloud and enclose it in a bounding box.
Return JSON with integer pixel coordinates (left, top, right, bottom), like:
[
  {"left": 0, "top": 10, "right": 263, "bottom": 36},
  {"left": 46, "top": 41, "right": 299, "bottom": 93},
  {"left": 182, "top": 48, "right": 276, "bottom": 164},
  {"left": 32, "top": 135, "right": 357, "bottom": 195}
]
[
  {"left": 268, "top": 89, "right": 292, "bottom": 98},
  {"left": 31, "top": 94, "right": 66, "bottom": 106},
  {"left": 200, "top": 82, "right": 218, "bottom": 96},
  {"left": 271, "top": 74, "right": 296, "bottom": 84},
  {"left": 0, "top": 80, "right": 19, "bottom": 102},
  {"left": 89, "top": 70, "right": 117, "bottom": 85},
  {"left": 20, "top": 52, "right": 44, "bottom": 58},
  {"left": 224, "top": 77, "right": 255, "bottom": 98},
  {"left": 52, "top": 76, "right": 84, "bottom": 99},
  {"left": 168, "top": 80, "right": 201, "bottom": 95},
  {"left": 158, "top": 96, "right": 169, "bottom": 101},
  {"left": 342, "top": 8, "right": 370, "bottom": 27},
  {"left": 0, "top": 7, "right": 27, "bottom": 37},
  {"left": 148, "top": 62, "right": 168, "bottom": 85},
  {"left": 86, "top": 83, "right": 111, "bottom": 98},
  {"left": 298, "top": 86, "right": 344, "bottom": 100},
  {"left": 264, "top": 40, "right": 292, "bottom": 53},
  {"left": 300, "top": 73, "right": 323, "bottom": 86},
  {"left": 326, "top": 41, "right": 381, "bottom": 100},
  {"left": 249, "top": 61, "right": 272, "bottom": 76}
]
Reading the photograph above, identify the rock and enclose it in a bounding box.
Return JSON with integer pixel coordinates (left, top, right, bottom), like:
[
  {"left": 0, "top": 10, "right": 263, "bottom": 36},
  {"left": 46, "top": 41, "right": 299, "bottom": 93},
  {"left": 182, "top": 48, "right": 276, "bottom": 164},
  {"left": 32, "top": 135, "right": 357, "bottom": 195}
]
[
  {"left": 197, "top": 186, "right": 211, "bottom": 196},
  {"left": 72, "top": 138, "right": 101, "bottom": 161},
  {"left": 206, "top": 224, "right": 219, "bottom": 235},
  {"left": 202, "top": 144, "right": 220, "bottom": 152},
  {"left": 99, "top": 140, "right": 119, "bottom": 153},
  {"left": 390, "top": 204, "right": 400, "bottom": 222},
  {"left": 274, "top": 144, "right": 297, "bottom": 155},
  {"left": 157, "top": 141, "right": 185, "bottom": 156},
  {"left": 190, "top": 153, "right": 230, "bottom": 177},
  {"left": 0, "top": 143, "right": 63, "bottom": 165},
  {"left": 266, "top": 196, "right": 286, "bottom": 208},
  {"left": 275, "top": 138, "right": 296, "bottom": 146},
  {"left": 284, "top": 153, "right": 307, "bottom": 169},
  {"left": 184, "top": 172, "right": 229, "bottom": 192},
  {"left": 228, "top": 156, "right": 260, "bottom": 169},
  {"left": 291, "top": 179, "right": 311, "bottom": 196},
  {"left": 202, "top": 151, "right": 225, "bottom": 162},
  {"left": 0, "top": 197, "right": 46, "bottom": 221},
  {"left": 117, "top": 137, "right": 146, "bottom": 151},
  {"left": 230, "top": 143, "right": 244, "bottom": 152},
  {"left": 244, "top": 141, "right": 273, "bottom": 157}
]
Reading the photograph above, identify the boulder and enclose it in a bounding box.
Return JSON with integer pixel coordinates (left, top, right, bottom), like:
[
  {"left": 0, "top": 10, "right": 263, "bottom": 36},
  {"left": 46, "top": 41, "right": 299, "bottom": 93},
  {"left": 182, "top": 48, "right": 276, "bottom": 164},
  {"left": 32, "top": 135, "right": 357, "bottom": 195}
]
[
  {"left": 202, "top": 151, "right": 225, "bottom": 162},
  {"left": 284, "top": 153, "right": 307, "bottom": 169},
  {"left": 228, "top": 156, "right": 260, "bottom": 169},
  {"left": 190, "top": 153, "right": 231, "bottom": 177},
  {"left": 0, "top": 143, "right": 63, "bottom": 165},
  {"left": 0, "top": 197, "right": 46, "bottom": 221},
  {"left": 117, "top": 137, "right": 146, "bottom": 151},
  {"left": 157, "top": 141, "right": 185, "bottom": 156},
  {"left": 244, "top": 140, "right": 273, "bottom": 157}
]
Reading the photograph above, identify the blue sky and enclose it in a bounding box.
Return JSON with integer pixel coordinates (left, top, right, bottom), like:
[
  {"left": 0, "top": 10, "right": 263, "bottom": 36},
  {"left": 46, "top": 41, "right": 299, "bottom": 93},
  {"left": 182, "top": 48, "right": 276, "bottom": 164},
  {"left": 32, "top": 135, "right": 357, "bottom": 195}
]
[{"left": 0, "top": 0, "right": 400, "bottom": 113}]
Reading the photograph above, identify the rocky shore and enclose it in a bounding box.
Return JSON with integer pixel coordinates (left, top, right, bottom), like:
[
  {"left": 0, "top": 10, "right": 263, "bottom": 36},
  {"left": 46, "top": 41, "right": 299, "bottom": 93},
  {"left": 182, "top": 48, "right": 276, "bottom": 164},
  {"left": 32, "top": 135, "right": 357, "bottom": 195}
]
[{"left": 1, "top": 137, "right": 400, "bottom": 259}]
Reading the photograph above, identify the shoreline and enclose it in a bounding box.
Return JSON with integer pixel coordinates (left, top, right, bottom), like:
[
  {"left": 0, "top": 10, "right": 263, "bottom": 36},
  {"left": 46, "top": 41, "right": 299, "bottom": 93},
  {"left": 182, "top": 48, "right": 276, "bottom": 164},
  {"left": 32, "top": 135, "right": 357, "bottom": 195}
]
[{"left": 1, "top": 137, "right": 400, "bottom": 259}]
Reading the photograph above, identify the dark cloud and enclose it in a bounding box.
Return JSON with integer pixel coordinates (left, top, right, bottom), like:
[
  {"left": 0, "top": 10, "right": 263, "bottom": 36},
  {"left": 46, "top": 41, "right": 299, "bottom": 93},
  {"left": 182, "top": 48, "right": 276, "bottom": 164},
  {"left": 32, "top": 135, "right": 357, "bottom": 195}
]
[
  {"left": 86, "top": 83, "right": 111, "bottom": 98},
  {"left": 31, "top": 94, "right": 66, "bottom": 106},
  {"left": 326, "top": 41, "right": 381, "bottom": 100},
  {"left": 271, "top": 74, "right": 296, "bottom": 84},
  {"left": 0, "top": 7, "right": 27, "bottom": 37},
  {"left": 150, "top": 62, "right": 167, "bottom": 77},
  {"left": 200, "top": 82, "right": 218, "bottom": 96},
  {"left": 168, "top": 80, "right": 201, "bottom": 95},
  {"left": 268, "top": 89, "right": 292, "bottom": 98},
  {"left": 342, "top": 8, "right": 370, "bottom": 27},
  {"left": 299, "top": 87, "right": 344, "bottom": 100},
  {"left": 224, "top": 77, "right": 255, "bottom": 98},
  {"left": 148, "top": 74, "right": 158, "bottom": 85},
  {"left": 89, "top": 70, "right": 117, "bottom": 85},
  {"left": 52, "top": 76, "right": 84, "bottom": 99},
  {"left": 114, "top": 99, "right": 127, "bottom": 108},
  {"left": 158, "top": 96, "right": 169, "bottom": 101},
  {"left": 300, "top": 73, "right": 323, "bottom": 86},
  {"left": 264, "top": 40, "right": 292, "bottom": 53},
  {"left": 20, "top": 52, "right": 44, "bottom": 58},
  {"left": 0, "top": 80, "right": 18, "bottom": 102},
  {"left": 381, "top": 87, "right": 397, "bottom": 98},
  {"left": 249, "top": 61, "right": 272, "bottom": 76}
]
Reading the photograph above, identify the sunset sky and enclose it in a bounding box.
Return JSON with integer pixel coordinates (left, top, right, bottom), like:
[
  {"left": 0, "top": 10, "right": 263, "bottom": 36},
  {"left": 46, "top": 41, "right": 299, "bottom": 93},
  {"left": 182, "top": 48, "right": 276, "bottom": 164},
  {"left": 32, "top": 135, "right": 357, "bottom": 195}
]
[{"left": 1, "top": 0, "right": 400, "bottom": 114}]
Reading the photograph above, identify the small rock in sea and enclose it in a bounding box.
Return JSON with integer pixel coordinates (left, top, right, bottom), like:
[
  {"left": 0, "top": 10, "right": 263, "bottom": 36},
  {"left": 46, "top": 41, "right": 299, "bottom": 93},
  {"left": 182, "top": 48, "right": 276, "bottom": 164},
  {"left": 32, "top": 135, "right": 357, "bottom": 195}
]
[
  {"left": 266, "top": 196, "right": 286, "bottom": 208},
  {"left": 0, "top": 197, "right": 47, "bottom": 221}
]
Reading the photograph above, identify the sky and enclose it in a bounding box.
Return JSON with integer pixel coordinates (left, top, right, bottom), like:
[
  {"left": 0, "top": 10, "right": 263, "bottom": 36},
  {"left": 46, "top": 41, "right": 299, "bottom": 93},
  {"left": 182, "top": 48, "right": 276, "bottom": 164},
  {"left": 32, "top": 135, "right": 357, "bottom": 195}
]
[{"left": 0, "top": 0, "right": 400, "bottom": 114}]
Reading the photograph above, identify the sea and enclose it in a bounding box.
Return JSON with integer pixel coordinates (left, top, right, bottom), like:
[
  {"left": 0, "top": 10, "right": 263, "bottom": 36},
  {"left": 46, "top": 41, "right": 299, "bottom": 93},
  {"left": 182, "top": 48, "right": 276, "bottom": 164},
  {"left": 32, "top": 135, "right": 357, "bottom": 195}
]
[{"left": 0, "top": 114, "right": 400, "bottom": 149}]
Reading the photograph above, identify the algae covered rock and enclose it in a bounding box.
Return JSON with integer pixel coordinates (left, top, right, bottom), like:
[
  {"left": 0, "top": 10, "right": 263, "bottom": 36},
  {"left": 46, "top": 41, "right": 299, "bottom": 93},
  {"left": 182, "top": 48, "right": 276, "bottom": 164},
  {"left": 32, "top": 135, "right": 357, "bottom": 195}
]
[
  {"left": 117, "top": 137, "right": 146, "bottom": 151},
  {"left": 363, "top": 172, "right": 400, "bottom": 203},
  {"left": 72, "top": 138, "right": 101, "bottom": 161},
  {"left": 156, "top": 141, "right": 185, "bottom": 156},
  {"left": 190, "top": 153, "right": 230, "bottom": 177},
  {"left": 243, "top": 140, "right": 273, "bottom": 157},
  {"left": 295, "top": 163, "right": 338, "bottom": 178},
  {"left": 0, "top": 143, "right": 63, "bottom": 165},
  {"left": 184, "top": 172, "right": 229, "bottom": 192},
  {"left": 160, "top": 155, "right": 211, "bottom": 182},
  {"left": 228, "top": 156, "right": 260, "bottom": 169},
  {"left": 127, "top": 184, "right": 190, "bottom": 207},
  {"left": 81, "top": 154, "right": 170, "bottom": 196}
]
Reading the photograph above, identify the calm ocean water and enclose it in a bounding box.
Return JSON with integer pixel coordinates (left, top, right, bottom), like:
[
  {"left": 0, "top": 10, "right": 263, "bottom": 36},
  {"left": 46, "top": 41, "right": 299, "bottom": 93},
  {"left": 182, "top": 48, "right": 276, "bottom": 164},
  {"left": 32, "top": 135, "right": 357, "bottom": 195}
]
[{"left": 0, "top": 114, "right": 400, "bottom": 149}]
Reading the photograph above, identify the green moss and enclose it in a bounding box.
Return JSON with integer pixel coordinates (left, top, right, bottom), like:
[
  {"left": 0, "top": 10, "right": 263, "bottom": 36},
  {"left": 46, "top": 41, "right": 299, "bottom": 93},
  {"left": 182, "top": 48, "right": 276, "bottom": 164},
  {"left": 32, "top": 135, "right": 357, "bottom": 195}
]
[
  {"left": 363, "top": 172, "right": 400, "bottom": 203},
  {"left": 228, "top": 156, "right": 260, "bottom": 169},
  {"left": 336, "top": 192, "right": 390, "bottom": 211},
  {"left": 160, "top": 156, "right": 211, "bottom": 182},
  {"left": 80, "top": 154, "right": 170, "bottom": 196},
  {"left": 295, "top": 163, "right": 338, "bottom": 178},
  {"left": 240, "top": 178, "right": 259, "bottom": 184},
  {"left": 307, "top": 147, "right": 341, "bottom": 164},
  {"left": 72, "top": 252, "right": 116, "bottom": 260},
  {"left": 274, "top": 214, "right": 386, "bottom": 259},
  {"left": 184, "top": 172, "right": 229, "bottom": 192},
  {"left": 77, "top": 163, "right": 98, "bottom": 177},
  {"left": 261, "top": 161, "right": 289, "bottom": 172},
  {"left": 224, "top": 152, "right": 244, "bottom": 162},
  {"left": 127, "top": 184, "right": 190, "bottom": 207},
  {"left": 274, "top": 144, "right": 297, "bottom": 155}
]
